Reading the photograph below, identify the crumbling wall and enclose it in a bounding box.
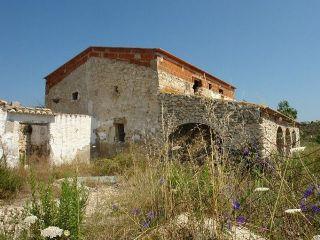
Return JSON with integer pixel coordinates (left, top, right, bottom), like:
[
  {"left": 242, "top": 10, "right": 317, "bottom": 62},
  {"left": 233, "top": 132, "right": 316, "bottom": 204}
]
[
  {"left": 157, "top": 58, "right": 234, "bottom": 100},
  {"left": 0, "top": 109, "right": 20, "bottom": 167},
  {"left": 159, "top": 93, "right": 300, "bottom": 159},
  {"left": 18, "top": 123, "right": 50, "bottom": 164},
  {"left": 158, "top": 93, "right": 264, "bottom": 153},
  {"left": 49, "top": 114, "right": 92, "bottom": 165},
  {"left": 0, "top": 111, "right": 54, "bottom": 167}
]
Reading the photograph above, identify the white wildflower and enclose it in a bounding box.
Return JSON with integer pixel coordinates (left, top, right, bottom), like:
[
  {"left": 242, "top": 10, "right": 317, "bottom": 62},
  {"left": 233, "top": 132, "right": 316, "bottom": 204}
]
[
  {"left": 41, "top": 226, "right": 63, "bottom": 238},
  {"left": 64, "top": 230, "right": 71, "bottom": 237},
  {"left": 290, "top": 147, "right": 306, "bottom": 153},
  {"left": 254, "top": 187, "right": 270, "bottom": 192},
  {"left": 172, "top": 146, "right": 182, "bottom": 151},
  {"left": 24, "top": 215, "right": 38, "bottom": 226},
  {"left": 285, "top": 208, "right": 302, "bottom": 214},
  {"left": 313, "top": 235, "right": 320, "bottom": 240},
  {"left": 176, "top": 213, "right": 189, "bottom": 226}
]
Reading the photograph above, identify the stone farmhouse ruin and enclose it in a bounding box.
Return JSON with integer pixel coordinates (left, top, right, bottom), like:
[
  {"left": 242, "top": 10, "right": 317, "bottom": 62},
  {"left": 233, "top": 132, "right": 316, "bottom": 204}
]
[{"left": 0, "top": 47, "right": 300, "bottom": 167}]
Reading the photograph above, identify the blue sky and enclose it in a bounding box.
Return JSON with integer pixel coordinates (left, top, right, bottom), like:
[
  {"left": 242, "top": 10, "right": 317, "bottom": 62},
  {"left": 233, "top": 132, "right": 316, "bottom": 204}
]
[{"left": 0, "top": 0, "right": 319, "bottom": 121}]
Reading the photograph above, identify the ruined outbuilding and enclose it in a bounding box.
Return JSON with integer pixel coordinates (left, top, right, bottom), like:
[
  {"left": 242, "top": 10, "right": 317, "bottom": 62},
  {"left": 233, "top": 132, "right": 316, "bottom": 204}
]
[{"left": 0, "top": 100, "right": 91, "bottom": 167}]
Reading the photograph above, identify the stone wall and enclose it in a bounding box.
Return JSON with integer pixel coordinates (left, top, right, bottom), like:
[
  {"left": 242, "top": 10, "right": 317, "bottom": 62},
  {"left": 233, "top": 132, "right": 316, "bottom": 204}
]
[
  {"left": 158, "top": 93, "right": 264, "bottom": 152},
  {"left": 260, "top": 114, "right": 300, "bottom": 157},
  {"left": 49, "top": 114, "right": 92, "bottom": 165},
  {"left": 158, "top": 93, "right": 300, "bottom": 159}
]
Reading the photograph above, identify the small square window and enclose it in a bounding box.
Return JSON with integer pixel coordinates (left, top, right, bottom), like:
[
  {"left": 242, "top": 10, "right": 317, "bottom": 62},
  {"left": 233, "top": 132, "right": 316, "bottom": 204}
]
[
  {"left": 72, "top": 92, "right": 79, "bottom": 100},
  {"left": 52, "top": 98, "right": 60, "bottom": 104},
  {"left": 208, "top": 83, "right": 212, "bottom": 90},
  {"left": 219, "top": 89, "right": 224, "bottom": 95}
]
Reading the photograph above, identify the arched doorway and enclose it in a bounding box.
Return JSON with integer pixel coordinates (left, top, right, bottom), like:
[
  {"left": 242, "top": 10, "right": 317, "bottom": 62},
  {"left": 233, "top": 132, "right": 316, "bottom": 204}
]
[
  {"left": 169, "top": 123, "right": 216, "bottom": 164},
  {"left": 276, "top": 127, "right": 284, "bottom": 155},
  {"left": 285, "top": 128, "right": 292, "bottom": 156},
  {"left": 292, "top": 130, "right": 297, "bottom": 148}
]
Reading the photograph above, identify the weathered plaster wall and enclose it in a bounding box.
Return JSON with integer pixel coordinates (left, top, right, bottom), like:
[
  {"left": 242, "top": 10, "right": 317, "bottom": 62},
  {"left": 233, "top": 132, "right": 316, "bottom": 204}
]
[
  {"left": 46, "top": 57, "right": 160, "bottom": 156},
  {"left": 260, "top": 114, "right": 300, "bottom": 157},
  {"left": 0, "top": 112, "right": 54, "bottom": 167},
  {"left": 49, "top": 114, "right": 92, "bottom": 165},
  {"left": 0, "top": 111, "right": 92, "bottom": 167},
  {"left": 0, "top": 109, "right": 20, "bottom": 167}
]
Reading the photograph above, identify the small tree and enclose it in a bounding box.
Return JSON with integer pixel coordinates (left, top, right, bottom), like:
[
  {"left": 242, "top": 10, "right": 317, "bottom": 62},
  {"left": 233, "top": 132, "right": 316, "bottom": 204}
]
[{"left": 277, "top": 100, "right": 298, "bottom": 120}]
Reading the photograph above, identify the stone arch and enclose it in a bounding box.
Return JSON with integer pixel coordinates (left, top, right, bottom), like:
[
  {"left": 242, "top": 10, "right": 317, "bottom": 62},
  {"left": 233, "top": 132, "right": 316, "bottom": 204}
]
[
  {"left": 276, "top": 127, "right": 284, "bottom": 155},
  {"left": 168, "top": 122, "right": 217, "bottom": 164},
  {"left": 285, "top": 128, "right": 292, "bottom": 156},
  {"left": 292, "top": 130, "right": 297, "bottom": 148}
]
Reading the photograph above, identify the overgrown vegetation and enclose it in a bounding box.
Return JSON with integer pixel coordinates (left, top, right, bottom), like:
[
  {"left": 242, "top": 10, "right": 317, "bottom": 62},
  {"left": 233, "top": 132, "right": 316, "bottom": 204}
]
[
  {"left": 300, "top": 120, "right": 320, "bottom": 145},
  {"left": 0, "top": 165, "right": 23, "bottom": 199},
  {"left": 1, "top": 129, "right": 320, "bottom": 239},
  {"left": 7, "top": 176, "right": 89, "bottom": 240},
  {"left": 84, "top": 141, "right": 320, "bottom": 239}
]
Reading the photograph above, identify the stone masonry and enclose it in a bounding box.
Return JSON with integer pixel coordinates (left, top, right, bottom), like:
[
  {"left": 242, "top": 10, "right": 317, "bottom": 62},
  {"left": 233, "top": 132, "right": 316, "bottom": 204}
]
[{"left": 44, "top": 46, "right": 299, "bottom": 160}]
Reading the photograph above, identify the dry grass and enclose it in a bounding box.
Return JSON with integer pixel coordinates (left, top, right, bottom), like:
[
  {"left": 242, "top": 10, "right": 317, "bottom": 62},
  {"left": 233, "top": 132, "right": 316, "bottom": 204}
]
[
  {"left": 83, "top": 140, "right": 320, "bottom": 240},
  {"left": 2, "top": 131, "right": 320, "bottom": 239}
]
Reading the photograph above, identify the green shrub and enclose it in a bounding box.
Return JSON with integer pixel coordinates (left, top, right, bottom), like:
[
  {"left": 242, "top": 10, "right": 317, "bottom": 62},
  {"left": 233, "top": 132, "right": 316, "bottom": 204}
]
[
  {"left": 93, "top": 153, "right": 134, "bottom": 175},
  {"left": 0, "top": 166, "right": 23, "bottom": 199},
  {"left": 27, "top": 176, "right": 88, "bottom": 240},
  {"left": 315, "top": 135, "right": 320, "bottom": 144}
]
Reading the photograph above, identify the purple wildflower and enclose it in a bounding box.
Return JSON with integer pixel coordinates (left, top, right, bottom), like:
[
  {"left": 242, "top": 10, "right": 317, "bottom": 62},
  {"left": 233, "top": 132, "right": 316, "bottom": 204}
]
[
  {"left": 159, "top": 177, "right": 165, "bottom": 185},
  {"left": 236, "top": 216, "right": 246, "bottom": 225},
  {"left": 132, "top": 208, "right": 141, "bottom": 216},
  {"left": 232, "top": 200, "right": 240, "bottom": 210},
  {"left": 243, "top": 148, "right": 250, "bottom": 157},
  {"left": 300, "top": 198, "right": 308, "bottom": 212},
  {"left": 311, "top": 205, "right": 320, "bottom": 214},
  {"left": 111, "top": 203, "right": 119, "bottom": 211},
  {"left": 147, "top": 211, "right": 155, "bottom": 220},
  {"left": 300, "top": 203, "right": 308, "bottom": 212},
  {"left": 303, "top": 186, "right": 314, "bottom": 198},
  {"left": 142, "top": 220, "right": 150, "bottom": 228}
]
